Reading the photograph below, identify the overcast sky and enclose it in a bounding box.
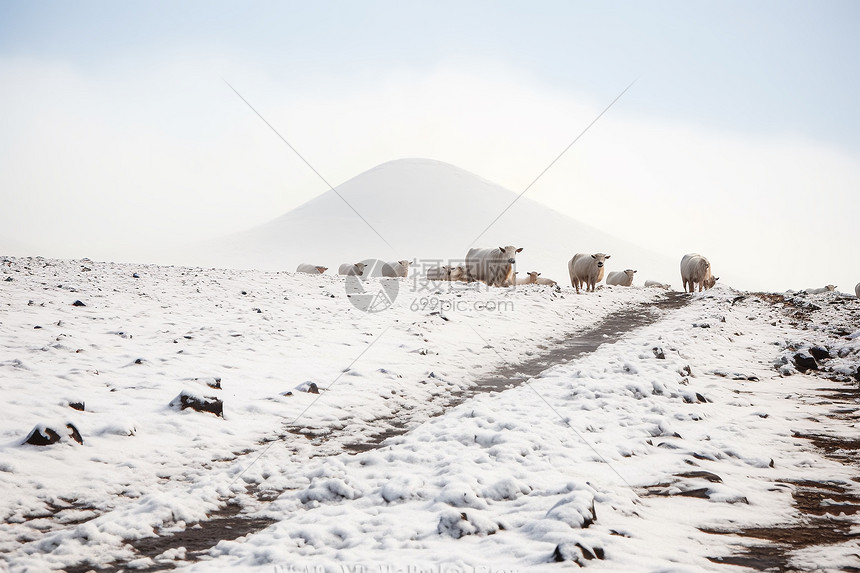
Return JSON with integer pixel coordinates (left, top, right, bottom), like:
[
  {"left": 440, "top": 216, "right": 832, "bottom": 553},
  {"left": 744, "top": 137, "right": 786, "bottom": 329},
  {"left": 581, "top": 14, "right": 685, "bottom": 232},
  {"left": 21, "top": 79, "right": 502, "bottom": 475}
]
[{"left": 1, "top": 1, "right": 858, "bottom": 291}]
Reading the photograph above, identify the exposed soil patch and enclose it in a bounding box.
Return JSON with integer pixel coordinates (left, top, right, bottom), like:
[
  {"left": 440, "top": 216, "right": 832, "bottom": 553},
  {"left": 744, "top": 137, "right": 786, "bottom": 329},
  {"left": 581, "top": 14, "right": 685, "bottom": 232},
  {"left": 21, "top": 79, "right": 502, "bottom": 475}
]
[
  {"left": 704, "top": 481, "right": 860, "bottom": 571},
  {"left": 64, "top": 504, "right": 276, "bottom": 573}
]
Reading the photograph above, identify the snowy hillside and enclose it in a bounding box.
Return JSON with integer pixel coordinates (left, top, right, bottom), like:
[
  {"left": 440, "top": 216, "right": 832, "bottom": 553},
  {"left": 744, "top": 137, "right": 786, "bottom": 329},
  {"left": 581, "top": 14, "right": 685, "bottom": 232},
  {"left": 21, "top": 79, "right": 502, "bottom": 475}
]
[
  {"left": 195, "top": 158, "right": 679, "bottom": 289},
  {"left": 2, "top": 256, "right": 860, "bottom": 572}
]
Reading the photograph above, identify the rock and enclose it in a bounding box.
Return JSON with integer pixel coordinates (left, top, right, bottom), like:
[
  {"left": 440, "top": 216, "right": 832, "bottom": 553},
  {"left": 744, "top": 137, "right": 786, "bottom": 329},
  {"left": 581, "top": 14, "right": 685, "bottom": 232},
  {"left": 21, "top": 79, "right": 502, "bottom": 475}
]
[
  {"left": 207, "top": 377, "right": 222, "bottom": 390},
  {"left": 808, "top": 346, "right": 831, "bottom": 361},
  {"left": 24, "top": 426, "right": 60, "bottom": 446},
  {"left": 652, "top": 347, "right": 666, "bottom": 359},
  {"left": 552, "top": 541, "right": 605, "bottom": 564},
  {"left": 793, "top": 352, "right": 818, "bottom": 372},
  {"left": 675, "top": 470, "right": 723, "bottom": 483},
  {"left": 696, "top": 392, "right": 709, "bottom": 403},
  {"left": 307, "top": 382, "right": 320, "bottom": 394},
  {"left": 24, "top": 423, "right": 83, "bottom": 446},
  {"left": 68, "top": 401, "right": 85, "bottom": 411},
  {"left": 132, "top": 272, "right": 140, "bottom": 278},
  {"left": 171, "top": 391, "right": 223, "bottom": 417},
  {"left": 4, "top": 276, "right": 12, "bottom": 281},
  {"left": 72, "top": 300, "right": 86, "bottom": 307}
]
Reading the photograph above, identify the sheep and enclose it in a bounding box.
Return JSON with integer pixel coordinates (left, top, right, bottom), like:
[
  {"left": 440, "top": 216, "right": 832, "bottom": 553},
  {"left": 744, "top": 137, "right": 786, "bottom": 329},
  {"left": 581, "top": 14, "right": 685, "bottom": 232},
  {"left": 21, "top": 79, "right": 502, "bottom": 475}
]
[
  {"left": 855, "top": 282, "right": 860, "bottom": 299},
  {"left": 382, "top": 260, "right": 411, "bottom": 278},
  {"left": 803, "top": 285, "right": 837, "bottom": 295},
  {"left": 644, "top": 280, "right": 671, "bottom": 289},
  {"left": 568, "top": 253, "right": 610, "bottom": 294},
  {"left": 502, "top": 271, "right": 519, "bottom": 287},
  {"left": 517, "top": 271, "right": 557, "bottom": 286},
  {"left": 451, "top": 266, "right": 468, "bottom": 282},
  {"left": 296, "top": 264, "right": 328, "bottom": 274},
  {"left": 680, "top": 253, "right": 716, "bottom": 293},
  {"left": 465, "top": 246, "right": 523, "bottom": 287},
  {"left": 425, "top": 265, "right": 454, "bottom": 281},
  {"left": 338, "top": 262, "right": 367, "bottom": 276},
  {"left": 606, "top": 269, "right": 637, "bottom": 286}
]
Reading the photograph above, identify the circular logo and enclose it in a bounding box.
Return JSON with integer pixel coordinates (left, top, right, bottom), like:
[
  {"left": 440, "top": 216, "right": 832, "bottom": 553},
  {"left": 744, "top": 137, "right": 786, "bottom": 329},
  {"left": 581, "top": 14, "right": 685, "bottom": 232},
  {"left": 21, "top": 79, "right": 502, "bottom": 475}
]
[{"left": 344, "top": 259, "right": 400, "bottom": 313}]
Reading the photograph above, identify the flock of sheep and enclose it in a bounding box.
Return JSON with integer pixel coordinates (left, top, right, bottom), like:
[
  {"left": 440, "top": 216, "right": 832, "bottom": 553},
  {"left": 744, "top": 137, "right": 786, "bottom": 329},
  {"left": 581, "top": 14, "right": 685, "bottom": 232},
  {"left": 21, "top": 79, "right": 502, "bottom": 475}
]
[
  {"left": 299, "top": 248, "right": 860, "bottom": 298},
  {"left": 295, "top": 248, "right": 724, "bottom": 294}
]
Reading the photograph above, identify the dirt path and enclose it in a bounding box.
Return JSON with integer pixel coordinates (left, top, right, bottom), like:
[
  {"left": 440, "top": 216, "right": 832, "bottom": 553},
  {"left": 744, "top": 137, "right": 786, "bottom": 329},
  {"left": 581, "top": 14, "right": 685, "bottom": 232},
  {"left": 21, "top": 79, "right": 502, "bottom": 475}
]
[{"left": 64, "top": 291, "right": 690, "bottom": 572}]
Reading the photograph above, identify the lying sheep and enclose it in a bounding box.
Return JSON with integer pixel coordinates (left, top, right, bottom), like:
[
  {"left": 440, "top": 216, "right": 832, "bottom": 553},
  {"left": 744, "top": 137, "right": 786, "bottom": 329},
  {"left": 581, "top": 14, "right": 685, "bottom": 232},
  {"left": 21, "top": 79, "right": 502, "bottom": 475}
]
[
  {"left": 606, "top": 269, "right": 636, "bottom": 286},
  {"left": 426, "top": 265, "right": 454, "bottom": 281},
  {"left": 644, "top": 280, "right": 670, "bottom": 289},
  {"left": 517, "top": 271, "right": 557, "bottom": 286},
  {"left": 803, "top": 285, "right": 837, "bottom": 295},
  {"left": 338, "top": 262, "right": 367, "bottom": 276},
  {"left": 382, "top": 260, "right": 411, "bottom": 278},
  {"left": 451, "top": 266, "right": 468, "bottom": 282},
  {"left": 296, "top": 264, "right": 328, "bottom": 274}
]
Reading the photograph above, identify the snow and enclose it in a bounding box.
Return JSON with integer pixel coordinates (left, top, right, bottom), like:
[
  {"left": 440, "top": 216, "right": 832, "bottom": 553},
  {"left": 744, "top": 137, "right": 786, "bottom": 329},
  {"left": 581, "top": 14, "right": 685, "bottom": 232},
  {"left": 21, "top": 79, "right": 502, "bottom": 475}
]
[{"left": 1, "top": 255, "right": 859, "bottom": 572}]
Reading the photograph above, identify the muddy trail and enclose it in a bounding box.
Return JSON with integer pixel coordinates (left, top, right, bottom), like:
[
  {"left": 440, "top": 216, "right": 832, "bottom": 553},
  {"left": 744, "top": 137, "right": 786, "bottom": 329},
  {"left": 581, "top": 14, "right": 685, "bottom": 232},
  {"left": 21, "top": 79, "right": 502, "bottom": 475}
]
[{"left": 65, "top": 291, "right": 690, "bottom": 572}]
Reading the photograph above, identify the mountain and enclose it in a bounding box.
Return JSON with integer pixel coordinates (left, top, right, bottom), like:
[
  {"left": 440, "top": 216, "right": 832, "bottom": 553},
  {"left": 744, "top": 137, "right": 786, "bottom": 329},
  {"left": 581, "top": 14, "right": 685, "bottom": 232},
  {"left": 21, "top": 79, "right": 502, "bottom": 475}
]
[{"left": 199, "top": 158, "right": 679, "bottom": 287}]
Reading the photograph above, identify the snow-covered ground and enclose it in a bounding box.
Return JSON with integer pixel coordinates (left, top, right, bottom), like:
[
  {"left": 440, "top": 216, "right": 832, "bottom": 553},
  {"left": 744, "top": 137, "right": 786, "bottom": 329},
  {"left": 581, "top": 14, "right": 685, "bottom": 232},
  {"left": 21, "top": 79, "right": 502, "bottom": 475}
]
[{"left": 1, "top": 256, "right": 859, "bottom": 572}]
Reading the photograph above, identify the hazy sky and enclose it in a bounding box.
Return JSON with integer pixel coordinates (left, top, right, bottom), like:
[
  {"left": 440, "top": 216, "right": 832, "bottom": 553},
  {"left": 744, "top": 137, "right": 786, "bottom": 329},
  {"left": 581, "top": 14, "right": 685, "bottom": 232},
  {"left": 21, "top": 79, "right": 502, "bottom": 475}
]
[{"left": 1, "top": 1, "right": 858, "bottom": 290}]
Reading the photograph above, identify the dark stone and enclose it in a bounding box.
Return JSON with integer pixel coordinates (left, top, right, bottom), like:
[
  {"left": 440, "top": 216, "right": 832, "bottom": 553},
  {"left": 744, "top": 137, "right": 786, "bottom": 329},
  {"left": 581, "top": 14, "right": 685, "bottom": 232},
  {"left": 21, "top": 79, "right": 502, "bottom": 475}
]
[
  {"left": 652, "top": 347, "right": 666, "bottom": 359},
  {"left": 696, "top": 393, "right": 709, "bottom": 403},
  {"left": 207, "top": 377, "right": 222, "bottom": 390},
  {"left": 134, "top": 358, "right": 144, "bottom": 364},
  {"left": 241, "top": 290, "right": 247, "bottom": 295},
  {"left": 24, "top": 423, "right": 83, "bottom": 446},
  {"left": 793, "top": 352, "right": 818, "bottom": 372},
  {"left": 66, "top": 423, "right": 83, "bottom": 444},
  {"left": 69, "top": 401, "right": 85, "bottom": 411},
  {"left": 24, "top": 426, "right": 61, "bottom": 446},
  {"left": 4, "top": 276, "right": 12, "bottom": 281},
  {"left": 808, "top": 346, "right": 831, "bottom": 361},
  {"left": 132, "top": 272, "right": 140, "bottom": 278},
  {"left": 552, "top": 542, "right": 605, "bottom": 563},
  {"left": 173, "top": 392, "right": 223, "bottom": 417},
  {"left": 34, "top": 325, "right": 41, "bottom": 329},
  {"left": 675, "top": 470, "right": 722, "bottom": 483},
  {"left": 307, "top": 382, "right": 320, "bottom": 394},
  {"left": 72, "top": 300, "right": 86, "bottom": 307}
]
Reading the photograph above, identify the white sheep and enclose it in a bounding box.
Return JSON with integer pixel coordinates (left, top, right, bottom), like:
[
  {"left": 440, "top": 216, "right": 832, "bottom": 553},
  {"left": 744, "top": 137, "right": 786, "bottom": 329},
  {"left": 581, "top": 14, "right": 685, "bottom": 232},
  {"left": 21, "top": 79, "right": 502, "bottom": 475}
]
[
  {"left": 606, "top": 269, "right": 637, "bottom": 286},
  {"left": 680, "top": 253, "right": 716, "bottom": 293},
  {"left": 296, "top": 264, "right": 328, "bottom": 274},
  {"left": 803, "top": 285, "right": 837, "bottom": 295},
  {"left": 465, "top": 246, "right": 523, "bottom": 287},
  {"left": 382, "top": 260, "right": 411, "bottom": 278},
  {"left": 338, "top": 262, "right": 367, "bottom": 276},
  {"left": 568, "top": 253, "right": 610, "bottom": 294},
  {"left": 644, "top": 280, "right": 670, "bottom": 289}
]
